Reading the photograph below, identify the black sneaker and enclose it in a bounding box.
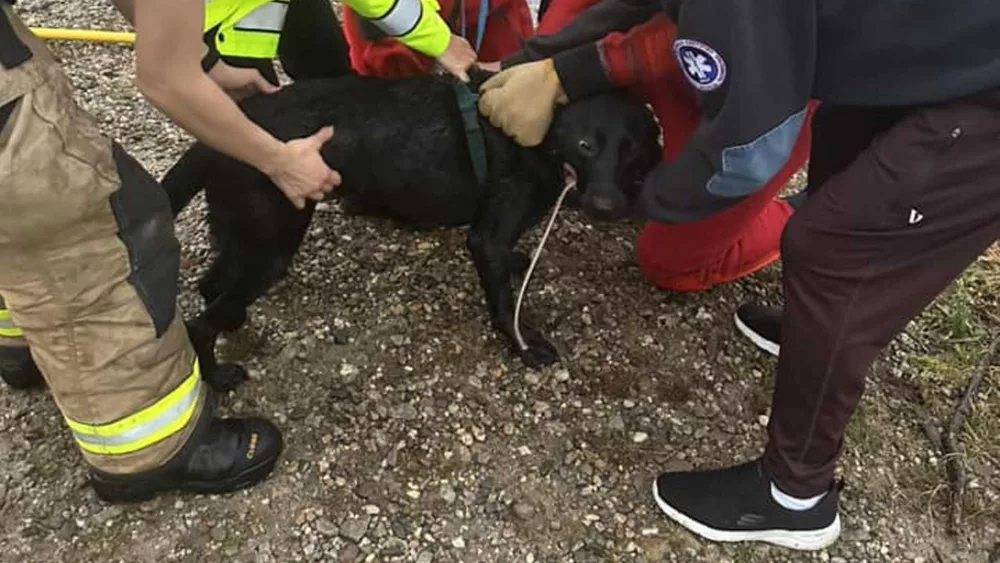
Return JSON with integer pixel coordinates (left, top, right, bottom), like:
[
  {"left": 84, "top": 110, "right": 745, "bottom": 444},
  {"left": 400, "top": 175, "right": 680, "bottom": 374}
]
[
  {"left": 734, "top": 303, "right": 781, "bottom": 356},
  {"left": 0, "top": 346, "right": 45, "bottom": 390},
  {"left": 652, "top": 458, "right": 842, "bottom": 551},
  {"left": 89, "top": 398, "right": 284, "bottom": 503}
]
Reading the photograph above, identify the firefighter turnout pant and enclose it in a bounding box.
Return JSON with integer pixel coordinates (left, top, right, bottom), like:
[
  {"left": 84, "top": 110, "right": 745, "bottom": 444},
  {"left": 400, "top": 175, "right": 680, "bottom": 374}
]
[{"left": 0, "top": 3, "right": 207, "bottom": 475}]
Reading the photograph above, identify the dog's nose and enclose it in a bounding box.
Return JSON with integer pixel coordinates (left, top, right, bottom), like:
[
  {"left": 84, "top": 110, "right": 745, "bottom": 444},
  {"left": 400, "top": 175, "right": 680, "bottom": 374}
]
[{"left": 590, "top": 195, "right": 618, "bottom": 214}]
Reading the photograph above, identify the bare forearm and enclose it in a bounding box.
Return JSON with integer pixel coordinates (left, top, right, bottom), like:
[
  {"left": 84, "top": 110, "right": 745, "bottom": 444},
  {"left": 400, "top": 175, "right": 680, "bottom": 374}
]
[
  {"left": 133, "top": 0, "right": 284, "bottom": 175},
  {"left": 137, "top": 70, "right": 284, "bottom": 176}
]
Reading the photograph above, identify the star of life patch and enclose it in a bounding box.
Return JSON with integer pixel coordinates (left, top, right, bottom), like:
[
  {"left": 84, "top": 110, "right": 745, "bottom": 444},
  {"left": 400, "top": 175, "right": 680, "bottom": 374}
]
[{"left": 673, "top": 39, "right": 727, "bottom": 92}]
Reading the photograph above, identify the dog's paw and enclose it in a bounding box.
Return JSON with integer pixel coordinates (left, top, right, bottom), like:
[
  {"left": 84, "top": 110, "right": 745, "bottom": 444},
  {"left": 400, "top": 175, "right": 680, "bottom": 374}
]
[
  {"left": 204, "top": 362, "right": 249, "bottom": 393},
  {"left": 514, "top": 327, "right": 559, "bottom": 368}
]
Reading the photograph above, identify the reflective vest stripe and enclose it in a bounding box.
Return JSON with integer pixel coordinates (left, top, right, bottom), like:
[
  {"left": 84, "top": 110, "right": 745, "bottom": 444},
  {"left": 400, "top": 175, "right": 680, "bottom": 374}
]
[
  {"left": 370, "top": 0, "right": 423, "bottom": 37},
  {"left": 65, "top": 360, "right": 202, "bottom": 456},
  {"left": 232, "top": 0, "right": 288, "bottom": 33},
  {"left": 351, "top": 0, "right": 451, "bottom": 57},
  {"left": 0, "top": 308, "right": 23, "bottom": 338}
]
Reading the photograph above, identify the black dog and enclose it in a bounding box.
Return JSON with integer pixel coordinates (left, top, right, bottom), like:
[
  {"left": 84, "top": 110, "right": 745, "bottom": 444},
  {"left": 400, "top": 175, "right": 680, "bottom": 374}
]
[{"left": 163, "top": 70, "right": 660, "bottom": 385}]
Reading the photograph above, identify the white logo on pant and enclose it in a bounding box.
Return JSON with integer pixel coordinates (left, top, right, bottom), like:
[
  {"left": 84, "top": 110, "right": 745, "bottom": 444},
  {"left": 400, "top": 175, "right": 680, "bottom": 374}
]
[{"left": 908, "top": 208, "right": 924, "bottom": 225}]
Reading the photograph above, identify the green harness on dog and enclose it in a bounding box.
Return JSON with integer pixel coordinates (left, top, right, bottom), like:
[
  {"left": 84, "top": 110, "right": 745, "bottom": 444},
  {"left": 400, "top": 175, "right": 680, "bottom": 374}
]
[
  {"left": 453, "top": 0, "right": 490, "bottom": 185},
  {"left": 453, "top": 81, "right": 489, "bottom": 185}
]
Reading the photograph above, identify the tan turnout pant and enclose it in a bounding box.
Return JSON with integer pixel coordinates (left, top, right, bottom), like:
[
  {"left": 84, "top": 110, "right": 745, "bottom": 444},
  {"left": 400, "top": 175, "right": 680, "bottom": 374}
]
[{"left": 0, "top": 3, "right": 206, "bottom": 475}]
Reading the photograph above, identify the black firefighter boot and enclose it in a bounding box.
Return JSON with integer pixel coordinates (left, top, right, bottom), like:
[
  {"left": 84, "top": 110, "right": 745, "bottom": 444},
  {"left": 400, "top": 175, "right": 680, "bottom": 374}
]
[
  {"left": 89, "top": 392, "right": 284, "bottom": 503},
  {"left": 0, "top": 345, "right": 45, "bottom": 390}
]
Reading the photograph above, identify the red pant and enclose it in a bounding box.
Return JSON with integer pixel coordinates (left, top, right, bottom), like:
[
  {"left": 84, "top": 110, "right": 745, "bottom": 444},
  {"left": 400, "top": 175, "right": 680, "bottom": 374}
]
[
  {"left": 539, "top": 0, "right": 815, "bottom": 292},
  {"left": 342, "top": 0, "right": 534, "bottom": 78}
]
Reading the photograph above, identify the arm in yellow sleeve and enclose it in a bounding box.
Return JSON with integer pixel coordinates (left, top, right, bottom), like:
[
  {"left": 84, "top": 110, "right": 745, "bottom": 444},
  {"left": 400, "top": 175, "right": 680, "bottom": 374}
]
[{"left": 345, "top": 0, "right": 452, "bottom": 58}]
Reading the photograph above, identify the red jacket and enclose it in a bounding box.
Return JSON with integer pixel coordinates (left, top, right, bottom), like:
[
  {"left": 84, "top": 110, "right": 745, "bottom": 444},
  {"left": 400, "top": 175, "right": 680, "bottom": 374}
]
[
  {"left": 342, "top": 0, "right": 534, "bottom": 78},
  {"left": 505, "top": 0, "right": 818, "bottom": 225}
]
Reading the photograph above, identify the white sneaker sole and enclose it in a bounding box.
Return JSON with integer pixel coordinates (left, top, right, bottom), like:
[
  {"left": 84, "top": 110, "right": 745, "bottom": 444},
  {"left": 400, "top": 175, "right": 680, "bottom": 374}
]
[
  {"left": 734, "top": 312, "right": 780, "bottom": 357},
  {"left": 652, "top": 479, "right": 841, "bottom": 551}
]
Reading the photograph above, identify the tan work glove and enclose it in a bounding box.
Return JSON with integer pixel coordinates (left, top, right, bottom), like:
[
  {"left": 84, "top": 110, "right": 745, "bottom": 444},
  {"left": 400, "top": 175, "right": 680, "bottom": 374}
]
[{"left": 477, "top": 59, "right": 568, "bottom": 147}]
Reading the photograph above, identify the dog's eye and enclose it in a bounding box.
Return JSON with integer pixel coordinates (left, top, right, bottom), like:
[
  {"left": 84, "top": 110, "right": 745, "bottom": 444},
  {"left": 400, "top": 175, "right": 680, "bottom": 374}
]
[{"left": 578, "top": 139, "right": 594, "bottom": 154}]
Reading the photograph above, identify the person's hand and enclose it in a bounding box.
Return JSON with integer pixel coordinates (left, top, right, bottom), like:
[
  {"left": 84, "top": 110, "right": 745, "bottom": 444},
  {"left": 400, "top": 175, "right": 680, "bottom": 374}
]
[
  {"left": 266, "top": 126, "right": 342, "bottom": 209},
  {"left": 207, "top": 60, "right": 280, "bottom": 101},
  {"left": 476, "top": 61, "right": 502, "bottom": 72},
  {"left": 436, "top": 34, "right": 477, "bottom": 82},
  {"left": 477, "top": 58, "right": 568, "bottom": 147}
]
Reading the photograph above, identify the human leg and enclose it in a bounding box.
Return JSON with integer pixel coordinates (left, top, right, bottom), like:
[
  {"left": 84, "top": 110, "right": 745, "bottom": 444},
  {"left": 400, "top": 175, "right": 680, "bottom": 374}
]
[
  {"left": 653, "top": 90, "right": 1000, "bottom": 549},
  {"left": 0, "top": 4, "right": 282, "bottom": 501},
  {"left": 734, "top": 103, "right": 907, "bottom": 354},
  {"left": 765, "top": 96, "right": 1000, "bottom": 497}
]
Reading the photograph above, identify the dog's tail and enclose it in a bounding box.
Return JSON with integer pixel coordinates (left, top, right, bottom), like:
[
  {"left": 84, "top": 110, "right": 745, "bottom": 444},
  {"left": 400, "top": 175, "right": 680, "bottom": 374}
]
[{"left": 161, "top": 142, "right": 215, "bottom": 217}]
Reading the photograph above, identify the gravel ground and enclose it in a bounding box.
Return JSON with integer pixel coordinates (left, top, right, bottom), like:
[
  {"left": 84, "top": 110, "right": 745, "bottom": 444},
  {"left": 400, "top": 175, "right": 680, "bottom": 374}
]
[{"left": 2, "top": 2, "right": 999, "bottom": 563}]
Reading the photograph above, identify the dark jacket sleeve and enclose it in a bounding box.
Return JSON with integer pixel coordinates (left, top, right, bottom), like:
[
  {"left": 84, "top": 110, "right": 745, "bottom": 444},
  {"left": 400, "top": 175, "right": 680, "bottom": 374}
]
[
  {"left": 636, "top": 0, "right": 817, "bottom": 224},
  {"left": 500, "top": 0, "right": 658, "bottom": 68},
  {"left": 550, "top": 13, "right": 676, "bottom": 100}
]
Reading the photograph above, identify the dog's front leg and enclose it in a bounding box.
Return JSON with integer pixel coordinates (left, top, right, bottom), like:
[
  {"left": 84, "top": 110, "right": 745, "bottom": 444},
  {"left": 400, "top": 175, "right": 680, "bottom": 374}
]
[
  {"left": 466, "top": 194, "right": 559, "bottom": 369},
  {"left": 185, "top": 317, "right": 248, "bottom": 393}
]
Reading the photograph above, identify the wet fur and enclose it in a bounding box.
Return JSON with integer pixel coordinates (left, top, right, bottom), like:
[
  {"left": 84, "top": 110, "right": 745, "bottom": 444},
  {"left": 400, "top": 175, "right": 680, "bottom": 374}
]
[{"left": 164, "top": 69, "right": 660, "bottom": 389}]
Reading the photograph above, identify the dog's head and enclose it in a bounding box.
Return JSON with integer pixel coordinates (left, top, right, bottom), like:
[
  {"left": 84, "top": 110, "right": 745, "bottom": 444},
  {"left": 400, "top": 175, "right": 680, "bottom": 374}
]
[{"left": 549, "top": 91, "right": 661, "bottom": 221}]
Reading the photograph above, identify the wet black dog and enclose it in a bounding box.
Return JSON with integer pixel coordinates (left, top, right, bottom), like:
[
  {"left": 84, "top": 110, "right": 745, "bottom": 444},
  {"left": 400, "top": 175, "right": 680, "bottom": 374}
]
[{"left": 164, "top": 70, "right": 660, "bottom": 385}]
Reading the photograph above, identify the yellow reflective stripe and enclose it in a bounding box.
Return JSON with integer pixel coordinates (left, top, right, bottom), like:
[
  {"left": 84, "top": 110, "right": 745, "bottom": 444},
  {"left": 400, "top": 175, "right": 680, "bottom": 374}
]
[
  {"left": 0, "top": 308, "right": 23, "bottom": 338},
  {"left": 347, "top": 0, "right": 450, "bottom": 57},
  {"left": 233, "top": 1, "right": 288, "bottom": 32},
  {"left": 66, "top": 360, "right": 202, "bottom": 456},
  {"left": 369, "top": 0, "right": 422, "bottom": 37}
]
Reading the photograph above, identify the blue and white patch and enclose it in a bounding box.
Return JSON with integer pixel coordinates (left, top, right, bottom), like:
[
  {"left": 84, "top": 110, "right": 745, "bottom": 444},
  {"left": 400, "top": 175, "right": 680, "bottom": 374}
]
[{"left": 673, "top": 39, "right": 727, "bottom": 92}]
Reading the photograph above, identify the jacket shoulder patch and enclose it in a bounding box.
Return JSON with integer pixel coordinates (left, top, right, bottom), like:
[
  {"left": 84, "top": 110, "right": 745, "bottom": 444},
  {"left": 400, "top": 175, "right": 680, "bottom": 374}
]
[{"left": 673, "top": 39, "right": 727, "bottom": 92}]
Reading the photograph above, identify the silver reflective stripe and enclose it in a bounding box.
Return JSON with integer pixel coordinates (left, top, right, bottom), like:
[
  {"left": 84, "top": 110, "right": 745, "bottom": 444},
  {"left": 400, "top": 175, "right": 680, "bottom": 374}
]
[
  {"left": 70, "top": 378, "right": 201, "bottom": 449},
  {"left": 234, "top": 1, "right": 289, "bottom": 32},
  {"left": 0, "top": 316, "right": 16, "bottom": 331},
  {"left": 371, "top": 0, "right": 423, "bottom": 37}
]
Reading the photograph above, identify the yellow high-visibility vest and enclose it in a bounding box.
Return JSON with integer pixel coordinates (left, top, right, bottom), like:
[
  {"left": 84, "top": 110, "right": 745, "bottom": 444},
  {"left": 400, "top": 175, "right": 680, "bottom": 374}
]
[
  {"left": 204, "top": 0, "right": 288, "bottom": 59},
  {"left": 204, "top": 0, "right": 451, "bottom": 61}
]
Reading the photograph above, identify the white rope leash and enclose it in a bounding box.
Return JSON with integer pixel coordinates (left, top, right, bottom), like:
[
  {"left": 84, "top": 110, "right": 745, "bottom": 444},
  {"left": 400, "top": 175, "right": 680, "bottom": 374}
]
[{"left": 513, "top": 172, "right": 577, "bottom": 351}]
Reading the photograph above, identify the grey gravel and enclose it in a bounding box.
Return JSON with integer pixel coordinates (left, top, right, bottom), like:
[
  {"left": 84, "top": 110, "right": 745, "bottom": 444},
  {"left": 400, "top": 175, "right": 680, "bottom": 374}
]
[
  {"left": 512, "top": 501, "right": 536, "bottom": 521},
  {"left": 0, "top": 0, "right": 997, "bottom": 562},
  {"left": 315, "top": 518, "right": 339, "bottom": 537},
  {"left": 339, "top": 516, "right": 371, "bottom": 543},
  {"left": 338, "top": 543, "right": 360, "bottom": 563}
]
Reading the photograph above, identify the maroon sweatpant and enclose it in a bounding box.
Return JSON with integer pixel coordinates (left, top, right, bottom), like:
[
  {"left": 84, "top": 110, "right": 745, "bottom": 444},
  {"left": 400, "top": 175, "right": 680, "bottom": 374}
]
[{"left": 763, "top": 89, "right": 1000, "bottom": 497}]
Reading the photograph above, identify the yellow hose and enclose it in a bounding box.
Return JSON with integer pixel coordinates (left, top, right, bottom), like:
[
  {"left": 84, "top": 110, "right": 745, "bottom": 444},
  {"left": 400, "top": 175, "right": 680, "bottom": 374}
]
[{"left": 29, "top": 27, "right": 135, "bottom": 44}]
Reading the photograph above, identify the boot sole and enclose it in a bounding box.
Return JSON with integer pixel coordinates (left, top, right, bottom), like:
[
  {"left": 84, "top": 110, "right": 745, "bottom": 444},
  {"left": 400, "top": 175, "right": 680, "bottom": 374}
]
[
  {"left": 91, "top": 454, "right": 280, "bottom": 504},
  {"left": 652, "top": 479, "right": 841, "bottom": 551},
  {"left": 734, "top": 312, "right": 780, "bottom": 357}
]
